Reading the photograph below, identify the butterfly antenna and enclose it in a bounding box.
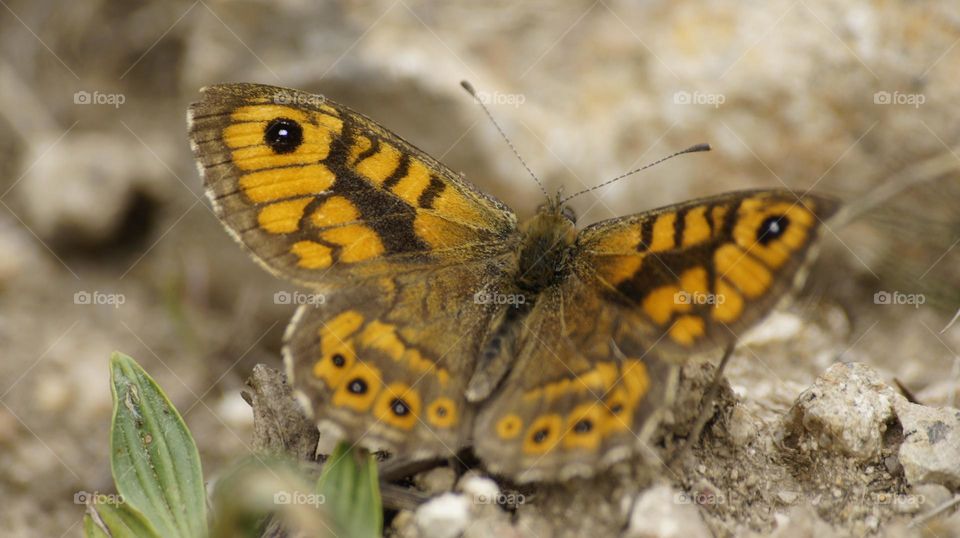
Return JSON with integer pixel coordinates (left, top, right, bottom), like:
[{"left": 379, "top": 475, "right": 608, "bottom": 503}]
[
  {"left": 460, "top": 80, "right": 549, "bottom": 200},
  {"left": 560, "top": 143, "right": 712, "bottom": 204}
]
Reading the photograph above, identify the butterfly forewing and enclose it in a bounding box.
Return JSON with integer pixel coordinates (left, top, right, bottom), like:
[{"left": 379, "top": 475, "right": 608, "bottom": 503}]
[
  {"left": 188, "top": 83, "right": 518, "bottom": 289},
  {"left": 574, "top": 189, "right": 839, "bottom": 358}
]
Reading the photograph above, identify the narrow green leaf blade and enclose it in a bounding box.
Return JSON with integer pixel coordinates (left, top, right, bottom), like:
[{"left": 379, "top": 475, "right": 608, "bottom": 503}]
[
  {"left": 317, "top": 442, "right": 382, "bottom": 538},
  {"left": 109, "top": 352, "right": 207, "bottom": 537},
  {"left": 83, "top": 513, "right": 110, "bottom": 538},
  {"left": 87, "top": 502, "right": 162, "bottom": 538}
]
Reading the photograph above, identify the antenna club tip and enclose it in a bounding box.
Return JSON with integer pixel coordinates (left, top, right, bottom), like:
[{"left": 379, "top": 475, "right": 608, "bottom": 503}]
[
  {"left": 690, "top": 143, "right": 711, "bottom": 152},
  {"left": 460, "top": 80, "right": 477, "bottom": 96}
]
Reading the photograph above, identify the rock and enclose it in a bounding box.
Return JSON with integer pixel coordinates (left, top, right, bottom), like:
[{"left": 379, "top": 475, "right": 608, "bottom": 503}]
[
  {"left": 417, "top": 466, "right": 457, "bottom": 496},
  {"left": 894, "top": 398, "right": 960, "bottom": 489},
  {"left": 784, "top": 362, "right": 898, "bottom": 459},
  {"left": 415, "top": 493, "right": 471, "bottom": 538},
  {"left": 625, "top": 484, "right": 711, "bottom": 538},
  {"left": 15, "top": 132, "right": 166, "bottom": 247},
  {"left": 913, "top": 484, "right": 953, "bottom": 512},
  {"left": 458, "top": 473, "right": 500, "bottom": 506}
]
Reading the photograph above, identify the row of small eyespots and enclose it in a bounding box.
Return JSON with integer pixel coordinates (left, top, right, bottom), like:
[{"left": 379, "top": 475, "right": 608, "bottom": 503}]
[
  {"left": 495, "top": 398, "right": 637, "bottom": 456},
  {"left": 321, "top": 357, "right": 459, "bottom": 430}
]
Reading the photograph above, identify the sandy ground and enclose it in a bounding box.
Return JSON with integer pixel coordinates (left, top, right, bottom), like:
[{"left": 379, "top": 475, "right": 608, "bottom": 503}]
[{"left": 1, "top": 1, "right": 959, "bottom": 536}]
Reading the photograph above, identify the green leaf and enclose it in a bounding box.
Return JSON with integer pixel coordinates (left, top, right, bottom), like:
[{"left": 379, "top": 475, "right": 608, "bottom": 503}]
[
  {"left": 317, "top": 442, "right": 383, "bottom": 538},
  {"left": 109, "top": 352, "right": 207, "bottom": 537},
  {"left": 83, "top": 513, "right": 110, "bottom": 538},
  {"left": 86, "top": 502, "right": 161, "bottom": 538}
]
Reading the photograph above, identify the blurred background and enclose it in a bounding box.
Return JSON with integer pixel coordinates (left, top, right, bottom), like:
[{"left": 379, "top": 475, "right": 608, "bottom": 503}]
[{"left": 0, "top": 0, "right": 958, "bottom": 535}]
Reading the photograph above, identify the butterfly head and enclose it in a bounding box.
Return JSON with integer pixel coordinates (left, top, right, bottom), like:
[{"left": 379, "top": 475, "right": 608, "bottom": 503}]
[{"left": 517, "top": 195, "right": 578, "bottom": 291}]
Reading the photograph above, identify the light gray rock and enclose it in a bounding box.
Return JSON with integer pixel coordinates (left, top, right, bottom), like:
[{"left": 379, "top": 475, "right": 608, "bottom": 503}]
[
  {"left": 625, "top": 484, "right": 711, "bottom": 538},
  {"left": 894, "top": 398, "right": 960, "bottom": 489},
  {"left": 785, "top": 362, "right": 898, "bottom": 459},
  {"left": 415, "top": 493, "right": 471, "bottom": 538}
]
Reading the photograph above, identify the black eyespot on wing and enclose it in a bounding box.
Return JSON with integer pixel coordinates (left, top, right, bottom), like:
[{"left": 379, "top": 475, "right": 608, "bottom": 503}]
[
  {"left": 573, "top": 419, "right": 593, "bottom": 434},
  {"left": 264, "top": 118, "right": 303, "bottom": 154},
  {"left": 348, "top": 378, "right": 368, "bottom": 394},
  {"left": 757, "top": 215, "right": 789, "bottom": 245},
  {"left": 390, "top": 398, "right": 411, "bottom": 416},
  {"left": 331, "top": 353, "right": 346, "bottom": 367},
  {"left": 532, "top": 428, "right": 549, "bottom": 443}
]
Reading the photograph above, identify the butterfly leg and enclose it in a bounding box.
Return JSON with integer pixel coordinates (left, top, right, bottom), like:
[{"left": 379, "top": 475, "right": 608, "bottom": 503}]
[{"left": 669, "top": 343, "right": 736, "bottom": 466}]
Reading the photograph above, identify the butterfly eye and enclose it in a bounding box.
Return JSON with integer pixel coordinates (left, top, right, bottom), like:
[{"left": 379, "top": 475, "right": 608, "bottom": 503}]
[
  {"left": 756, "top": 215, "right": 789, "bottom": 245},
  {"left": 264, "top": 117, "right": 303, "bottom": 154}
]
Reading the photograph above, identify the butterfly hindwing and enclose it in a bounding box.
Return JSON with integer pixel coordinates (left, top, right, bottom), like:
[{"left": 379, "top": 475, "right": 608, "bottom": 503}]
[
  {"left": 473, "top": 284, "right": 672, "bottom": 482},
  {"left": 284, "top": 260, "right": 515, "bottom": 460},
  {"left": 188, "top": 83, "right": 518, "bottom": 289}
]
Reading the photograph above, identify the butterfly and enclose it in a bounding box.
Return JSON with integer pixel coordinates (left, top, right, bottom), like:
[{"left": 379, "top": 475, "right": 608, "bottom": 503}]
[{"left": 188, "top": 83, "right": 839, "bottom": 483}]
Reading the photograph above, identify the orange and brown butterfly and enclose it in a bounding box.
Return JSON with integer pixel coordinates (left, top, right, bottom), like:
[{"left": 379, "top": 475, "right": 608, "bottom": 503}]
[{"left": 187, "top": 83, "right": 839, "bottom": 482}]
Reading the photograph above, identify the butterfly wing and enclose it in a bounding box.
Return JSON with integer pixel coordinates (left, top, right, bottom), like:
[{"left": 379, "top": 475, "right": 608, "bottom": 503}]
[
  {"left": 189, "top": 83, "right": 522, "bottom": 460},
  {"left": 188, "top": 83, "right": 517, "bottom": 289},
  {"left": 574, "top": 189, "right": 840, "bottom": 356},
  {"left": 472, "top": 282, "right": 673, "bottom": 482},
  {"left": 284, "top": 260, "right": 513, "bottom": 459},
  {"left": 473, "top": 190, "right": 839, "bottom": 481}
]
